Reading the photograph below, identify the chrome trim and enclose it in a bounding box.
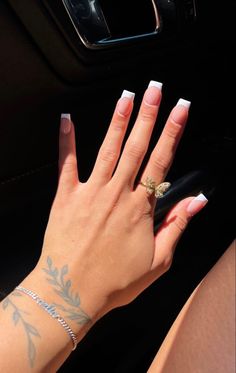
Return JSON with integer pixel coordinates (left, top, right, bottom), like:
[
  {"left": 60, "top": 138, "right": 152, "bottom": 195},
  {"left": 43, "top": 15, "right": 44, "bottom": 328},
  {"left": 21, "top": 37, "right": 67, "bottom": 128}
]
[
  {"left": 192, "top": 0, "right": 197, "bottom": 19},
  {"left": 62, "top": 0, "right": 160, "bottom": 50},
  {"left": 151, "top": 0, "right": 161, "bottom": 30}
]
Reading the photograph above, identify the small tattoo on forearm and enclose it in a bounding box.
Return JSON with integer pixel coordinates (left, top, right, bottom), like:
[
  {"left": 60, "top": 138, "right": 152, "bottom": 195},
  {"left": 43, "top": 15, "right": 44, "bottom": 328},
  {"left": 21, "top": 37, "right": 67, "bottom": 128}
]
[
  {"left": 43, "top": 256, "right": 91, "bottom": 325},
  {"left": 2, "top": 292, "right": 40, "bottom": 368}
]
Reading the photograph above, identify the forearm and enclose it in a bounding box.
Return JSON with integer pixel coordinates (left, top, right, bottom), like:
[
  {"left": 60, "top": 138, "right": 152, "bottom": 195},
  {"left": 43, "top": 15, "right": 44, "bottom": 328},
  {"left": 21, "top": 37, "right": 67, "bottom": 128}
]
[
  {"left": 0, "top": 257, "right": 96, "bottom": 372},
  {"left": 0, "top": 289, "right": 71, "bottom": 372}
]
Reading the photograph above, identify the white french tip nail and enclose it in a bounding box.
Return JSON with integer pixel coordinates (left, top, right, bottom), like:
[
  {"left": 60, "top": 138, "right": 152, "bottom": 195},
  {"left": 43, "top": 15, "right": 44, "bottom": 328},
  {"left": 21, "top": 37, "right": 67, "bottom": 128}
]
[
  {"left": 193, "top": 193, "right": 208, "bottom": 202},
  {"left": 61, "top": 113, "right": 71, "bottom": 120},
  {"left": 186, "top": 193, "right": 208, "bottom": 216},
  {"left": 177, "top": 98, "right": 191, "bottom": 109},
  {"left": 148, "top": 80, "right": 163, "bottom": 90},
  {"left": 121, "top": 90, "right": 135, "bottom": 100}
]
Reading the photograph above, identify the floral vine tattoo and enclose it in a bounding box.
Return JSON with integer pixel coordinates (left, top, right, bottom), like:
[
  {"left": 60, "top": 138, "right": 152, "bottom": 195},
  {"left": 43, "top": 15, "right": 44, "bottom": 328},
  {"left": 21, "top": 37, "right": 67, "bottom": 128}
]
[
  {"left": 2, "top": 292, "right": 40, "bottom": 368},
  {"left": 43, "top": 256, "right": 91, "bottom": 325}
]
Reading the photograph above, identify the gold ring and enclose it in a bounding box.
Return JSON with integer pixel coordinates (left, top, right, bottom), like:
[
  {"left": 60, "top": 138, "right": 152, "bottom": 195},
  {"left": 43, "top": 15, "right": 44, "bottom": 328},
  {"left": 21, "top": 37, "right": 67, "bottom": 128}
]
[{"left": 140, "top": 177, "right": 171, "bottom": 198}]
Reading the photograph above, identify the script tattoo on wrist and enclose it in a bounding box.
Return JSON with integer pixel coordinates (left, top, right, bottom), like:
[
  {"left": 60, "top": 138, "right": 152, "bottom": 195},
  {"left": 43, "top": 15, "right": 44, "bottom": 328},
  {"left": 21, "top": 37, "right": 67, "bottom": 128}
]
[
  {"left": 2, "top": 292, "right": 40, "bottom": 368},
  {"left": 43, "top": 256, "right": 91, "bottom": 326}
]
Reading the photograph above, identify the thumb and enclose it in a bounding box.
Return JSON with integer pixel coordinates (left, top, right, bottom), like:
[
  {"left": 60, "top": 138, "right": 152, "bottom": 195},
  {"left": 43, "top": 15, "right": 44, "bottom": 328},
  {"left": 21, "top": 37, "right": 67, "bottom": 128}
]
[{"left": 151, "top": 194, "right": 208, "bottom": 271}]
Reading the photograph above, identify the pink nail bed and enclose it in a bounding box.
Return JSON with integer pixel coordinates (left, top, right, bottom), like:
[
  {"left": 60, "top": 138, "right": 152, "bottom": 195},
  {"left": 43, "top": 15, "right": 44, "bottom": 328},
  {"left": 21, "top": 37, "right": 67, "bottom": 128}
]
[
  {"left": 61, "top": 113, "right": 71, "bottom": 134},
  {"left": 171, "top": 98, "right": 191, "bottom": 124},
  {"left": 187, "top": 193, "right": 208, "bottom": 216},
  {"left": 144, "top": 81, "right": 162, "bottom": 106},
  {"left": 117, "top": 90, "right": 135, "bottom": 116}
]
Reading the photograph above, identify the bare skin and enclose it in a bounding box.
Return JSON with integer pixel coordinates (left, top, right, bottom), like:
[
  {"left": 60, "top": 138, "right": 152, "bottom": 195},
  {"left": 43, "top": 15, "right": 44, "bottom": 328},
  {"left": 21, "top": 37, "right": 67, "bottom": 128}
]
[
  {"left": 0, "top": 83, "right": 208, "bottom": 372},
  {"left": 148, "top": 240, "right": 235, "bottom": 373}
]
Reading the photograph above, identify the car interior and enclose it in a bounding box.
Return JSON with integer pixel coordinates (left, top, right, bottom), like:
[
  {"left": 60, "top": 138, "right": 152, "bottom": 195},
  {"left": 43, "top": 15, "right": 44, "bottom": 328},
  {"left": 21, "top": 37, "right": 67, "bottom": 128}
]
[{"left": 0, "top": 1, "right": 235, "bottom": 372}]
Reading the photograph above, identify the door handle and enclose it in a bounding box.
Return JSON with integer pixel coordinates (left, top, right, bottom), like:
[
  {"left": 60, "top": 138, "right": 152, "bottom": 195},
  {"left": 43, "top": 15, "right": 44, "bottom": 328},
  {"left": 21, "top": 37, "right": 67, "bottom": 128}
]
[
  {"left": 62, "top": 0, "right": 111, "bottom": 47},
  {"left": 62, "top": 0, "right": 197, "bottom": 50},
  {"left": 62, "top": 0, "right": 161, "bottom": 49}
]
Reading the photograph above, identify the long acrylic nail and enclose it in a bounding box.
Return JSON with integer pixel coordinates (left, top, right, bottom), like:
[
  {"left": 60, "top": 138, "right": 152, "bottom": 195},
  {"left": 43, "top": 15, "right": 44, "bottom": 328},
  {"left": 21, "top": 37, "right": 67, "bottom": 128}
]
[
  {"left": 187, "top": 193, "right": 208, "bottom": 216},
  {"left": 177, "top": 98, "right": 191, "bottom": 109},
  {"left": 171, "top": 98, "right": 191, "bottom": 123},
  {"left": 61, "top": 113, "right": 71, "bottom": 134},
  {"left": 144, "top": 80, "right": 162, "bottom": 106},
  {"left": 117, "top": 90, "right": 135, "bottom": 116},
  {"left": 148, "top": 80, "right": 163, "bottom": 90}
]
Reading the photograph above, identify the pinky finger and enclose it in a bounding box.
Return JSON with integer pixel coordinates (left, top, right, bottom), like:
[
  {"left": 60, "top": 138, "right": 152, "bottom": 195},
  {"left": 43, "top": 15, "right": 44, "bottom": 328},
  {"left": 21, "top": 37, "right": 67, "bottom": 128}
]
[
  {"left": 57, "top": 114, "right": 79, "bottom": 195},
  {"left": 151, "top": 193, "right": 208, "bottom": 272}
]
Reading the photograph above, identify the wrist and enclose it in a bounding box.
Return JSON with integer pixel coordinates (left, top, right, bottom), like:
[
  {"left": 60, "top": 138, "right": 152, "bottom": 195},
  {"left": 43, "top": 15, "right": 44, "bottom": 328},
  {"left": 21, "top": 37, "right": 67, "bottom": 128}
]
[
  {"left": 19, "top": 259, "right": 104, "bottom": 338},
  {"left": 19, "top": 267, "right": 94, "bottom": 334},
  {"left": 2, "top": 275, "right": 73, "bottom": 371}
]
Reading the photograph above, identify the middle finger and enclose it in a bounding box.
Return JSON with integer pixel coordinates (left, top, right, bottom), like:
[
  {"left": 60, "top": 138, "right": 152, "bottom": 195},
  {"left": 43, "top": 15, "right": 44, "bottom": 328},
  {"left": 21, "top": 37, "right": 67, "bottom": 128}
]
[{"left": 113, "top": 80, "right": 162, "bottom": 189}]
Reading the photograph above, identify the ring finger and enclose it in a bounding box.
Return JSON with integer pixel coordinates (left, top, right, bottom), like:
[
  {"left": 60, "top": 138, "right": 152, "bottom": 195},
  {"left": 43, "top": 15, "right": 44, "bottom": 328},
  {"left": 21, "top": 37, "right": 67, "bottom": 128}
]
[{"left": 137, "top": 98, "right": 191, "bottom": 199}]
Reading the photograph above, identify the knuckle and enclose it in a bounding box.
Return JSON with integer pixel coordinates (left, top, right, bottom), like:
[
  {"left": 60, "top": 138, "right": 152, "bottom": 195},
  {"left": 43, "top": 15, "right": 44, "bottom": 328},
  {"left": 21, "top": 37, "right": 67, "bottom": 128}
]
[
  {"left": 125, "top": 141, "right": 146, "bottom": 162},
  {"left": 165, "top": 120, "right": 182, "bottom": 139},
  {"left": 111, "top": 118, "right": 126, "bottom": 131},
  {"left": 151, "top": 154, "right": 169, "bottom": 174},
  {"left": 99, "top": 147, "right": 117, "bottom": 163},
  {"left": 173, "top": 214, "right": 188, "bottom": 232},
  {"left": 60, "top": 160, "right": 77, "bottom": 174},
  {"left": 140, "top": 106, "right": 157, "bottom": 122}
]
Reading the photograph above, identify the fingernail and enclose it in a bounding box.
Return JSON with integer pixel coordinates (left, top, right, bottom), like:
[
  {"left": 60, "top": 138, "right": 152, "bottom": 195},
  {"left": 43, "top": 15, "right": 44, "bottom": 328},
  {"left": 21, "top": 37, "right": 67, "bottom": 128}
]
[
  {"left": 177, "top": 98, "right": 191, "bottom": 109},
  {"left": 144, "top": 80, "right": 162, "bottom": 106},
  {"left": 61, "top": 113, "right": 71, "bottom": 134},
  {"left": 187, "top": 193, "right": 208, "bottom": 216},
  {"left": 171, "top": 98, "right": 191, "bottom": 123},
  {"left": 148, "top": 80, "right": 163, "bottom": 90},
  {"left": 117, "top": 90, "right": 135, "bottom": 116},
  {"left": 121, "top": 90, "right": 135, "bottom": 100}
]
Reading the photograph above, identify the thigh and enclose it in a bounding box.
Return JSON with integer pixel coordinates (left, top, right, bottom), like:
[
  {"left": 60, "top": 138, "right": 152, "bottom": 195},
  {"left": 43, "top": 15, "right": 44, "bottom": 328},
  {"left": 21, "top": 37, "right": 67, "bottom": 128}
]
[{"left": 147, "top": 240, "right": 235, "bottom": 373}]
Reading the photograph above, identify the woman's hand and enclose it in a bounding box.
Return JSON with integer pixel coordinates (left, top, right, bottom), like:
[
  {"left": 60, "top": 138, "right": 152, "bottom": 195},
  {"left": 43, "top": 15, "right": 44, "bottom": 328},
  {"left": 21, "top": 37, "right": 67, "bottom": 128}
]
[
  {"left": 35, "top": 82, "right": 207, "bottom": 322},
  {"left": 0, "top": 82, "right": 208, "bottom": 372}
]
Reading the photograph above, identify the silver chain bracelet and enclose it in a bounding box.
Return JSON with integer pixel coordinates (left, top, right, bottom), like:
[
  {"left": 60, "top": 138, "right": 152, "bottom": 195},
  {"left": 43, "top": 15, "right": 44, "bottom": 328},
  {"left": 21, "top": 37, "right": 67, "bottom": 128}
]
[{"left": 15, "top": 286, "right": 78, "bottom": 350}]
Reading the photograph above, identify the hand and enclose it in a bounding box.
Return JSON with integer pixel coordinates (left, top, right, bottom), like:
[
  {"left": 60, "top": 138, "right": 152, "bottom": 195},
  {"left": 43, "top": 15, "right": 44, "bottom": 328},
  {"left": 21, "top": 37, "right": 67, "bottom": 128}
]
[{"left": 35, "top": 82, "right": 207, "bottom": 323}]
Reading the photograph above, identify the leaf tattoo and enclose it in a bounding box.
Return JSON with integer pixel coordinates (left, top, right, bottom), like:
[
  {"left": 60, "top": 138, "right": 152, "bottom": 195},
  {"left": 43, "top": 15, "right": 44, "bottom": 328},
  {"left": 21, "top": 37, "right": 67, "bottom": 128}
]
[
  {"left": 2, "top": 292, "right": 40, "bottom": 368},
  {"left": 43, "top": 257, "right": 91, "bottom": 325},
  {"left": 53, "top": 303, "right": 90, "bottom": 324}
]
